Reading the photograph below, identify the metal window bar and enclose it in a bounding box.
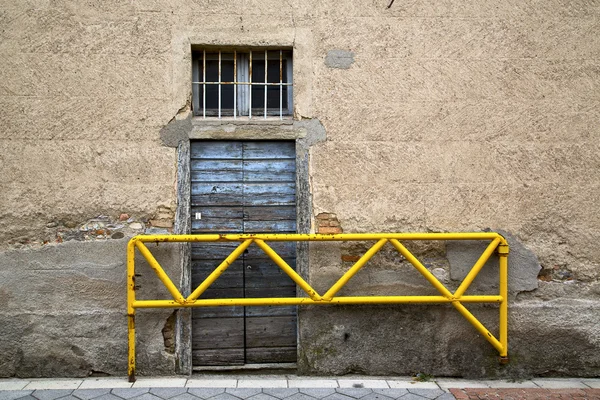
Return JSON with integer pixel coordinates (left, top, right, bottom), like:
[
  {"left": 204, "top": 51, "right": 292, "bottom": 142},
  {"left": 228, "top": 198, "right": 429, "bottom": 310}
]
[
  {"left": 202, "top": 50, "right": 206, "bottom": 119},
  {"left": 233, "top": 50, "right": 237, "bottom": 119},
  {"left": 218, "top": 51, "right": 221, "bottom": 119},
  {"left": 264, "top": 49, "right": 268, "bottom": 119},
  {"left": 249, "top": 50, "right": 252, "bottom": 119},
  {"left": 193, "top": 50, "right": 293, "bottom": 119},
  {"left": 280, "top": 50, "right": 283, "bottom": 120}
]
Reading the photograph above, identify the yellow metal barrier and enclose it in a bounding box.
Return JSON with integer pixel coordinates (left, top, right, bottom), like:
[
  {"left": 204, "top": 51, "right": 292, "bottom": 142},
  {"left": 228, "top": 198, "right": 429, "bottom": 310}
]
[{"left": 127, "top": 232, "right": 509, "bottom": 382}]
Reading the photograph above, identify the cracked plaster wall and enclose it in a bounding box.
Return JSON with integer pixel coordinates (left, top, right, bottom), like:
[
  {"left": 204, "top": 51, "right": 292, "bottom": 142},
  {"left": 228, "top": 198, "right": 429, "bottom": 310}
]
[{"left": 0, "top": 0, "right": 599, "bottom": 378}]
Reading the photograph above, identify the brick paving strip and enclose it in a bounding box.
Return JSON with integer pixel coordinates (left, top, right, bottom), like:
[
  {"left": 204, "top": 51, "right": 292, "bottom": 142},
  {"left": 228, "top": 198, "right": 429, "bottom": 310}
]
[{"left": 449, "top": 388, "right": 600, "bottom": 399}]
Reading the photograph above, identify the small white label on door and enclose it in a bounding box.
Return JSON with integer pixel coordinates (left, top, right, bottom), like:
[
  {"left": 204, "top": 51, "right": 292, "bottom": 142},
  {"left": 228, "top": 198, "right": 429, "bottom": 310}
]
[{"left": 195, "top": 212, "right": 201, "bottom": 220}]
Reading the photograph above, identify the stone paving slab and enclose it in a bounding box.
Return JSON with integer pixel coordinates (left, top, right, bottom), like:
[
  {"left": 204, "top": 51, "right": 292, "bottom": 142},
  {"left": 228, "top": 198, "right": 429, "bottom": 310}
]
[
  {"left": 149, "top": 388, "right": 189, "bottom": 398},
  {"left": 88, "top": 395, "right": 122, "bottom": 400},
  {"left": 0, "top": 382, "right": 29, "bottom": 392},
  {"left": 0, "top": 391, "right": 34, "bottom": 400},
  {"left": 72, "top": 389, "right": 112, "bottom": 400},
  {"left": 31, "top": 390, "right": 75, "bottom": 400},
  {"left": 186, "top": 388, "right": 226, "bottom": 398},
  {"left": 111, "top": 388, "right": 150, "bottom": 399},
  {"left": 386, "top": 381, "right": 438, "bottom": 390},
  {"left": 334, "top": 388, "right": 374, "bottom": 398},
  {"left": 186, "top": 380, "right": 237, "bottom": 389},
  {"left": 337, "top": 380, "right": 389, "bottom": 389},
  {"left": 531, "top": 378, "right": 589, "bottom": 389},
  {"left": 584, "top": 379, "right": 600, "bottom": 389},
  {"left": 288, "top": 381, "right": 338, "bottom": 389},
  {"left": 79, "top": 379, "right": 133, "bottom": 390},
  {"left": 132, "top": 379, "right": 188, "bottom": 389},
  {"left": 24, "top": 381, "right": 82, "bottom": 391},
  {"left": 261, "top": 388, "right": 300, "bottom": 399},
  {"left": 372, "top": 388, "right": 409, "bottom": 398},
  {"left": 237, "top": 380, "right": 288, "bottom": 389}
]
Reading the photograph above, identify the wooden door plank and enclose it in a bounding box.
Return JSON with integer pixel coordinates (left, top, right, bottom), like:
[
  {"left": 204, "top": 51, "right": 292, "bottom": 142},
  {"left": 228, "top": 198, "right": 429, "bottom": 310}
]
[
  {"left": 243, "top": 160, "right": 296, "bottom": 182},
  {"left": 192, "top": 206, "right": 244, "bottom": 233},
  {"left": 242, "top": 142, "right": 295, "bottom": 159},
  {"left": 192, "top": 349, "right": 244, "bottom": 365},
  {"left": 246, "top": 305, "right": 297, "bottom": 317},
  {"left": 191, "top": 183, "right": 244, "bottom": 206},
  {"left": 191, "top": 141, "right": 243, "bottom": 159},
  {"left": 245, "top": 347, "right": 296, "bottom": 363},
  {"left": 244, "top": 260, "right": 298, "bottom": 290},
  {"left": 244, "top": 220, "right": 296, "bottom": 233},
  {"left": 193, "top": 306, "right": 245, "bottom": 319},
  {"left": 242, "top": 183, "right": 295, "bottom": 206},
  {"left": 191, "top": 160, "right": 243, "bottom": 182},
  {"left": 244, "top": 206, "right": 296, "bottom": 221},
  {"left": 245, "top": 315, "right": 297, "bottom": 347},
  {"left": 245, "top": 241, "right": 296, "bottom": 259},
  {"left": 192, "top": 317, "right": 245, "bottom": 349},
  {"left": 192, "top": 242, "right": 245, "bottom": 260},
  {"left": 192, "top": 260, "right": 244, "bottom": 290}
]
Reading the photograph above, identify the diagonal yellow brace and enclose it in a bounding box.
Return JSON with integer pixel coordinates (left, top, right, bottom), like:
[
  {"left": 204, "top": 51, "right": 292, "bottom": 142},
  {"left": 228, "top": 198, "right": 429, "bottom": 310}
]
[
  {"left": 453, "top": 237, "right": 501, "bottom": 298},
  {"left": 452, "top": 301, "right": 504, "bottom": 354},
  {"left": 389, "top": 239, "right": 454, "bottom": 298},
  {"left": 187, "top": 239, "right": 253, "bottom": 302},
  {"left": 323, "top": 239, "right": 388, "bottom": 301},
  {"left": 254, "top": 239, "right": 322, "bottom": 301},
  {"left": 134, "top": 241, "right": 185, "bottom": 304}
]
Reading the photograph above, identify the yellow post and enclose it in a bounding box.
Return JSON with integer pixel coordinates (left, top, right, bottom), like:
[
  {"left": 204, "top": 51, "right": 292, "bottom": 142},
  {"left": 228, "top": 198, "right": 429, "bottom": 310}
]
[
  {"left": 126, "top": 239, "right": 137, "bottom": 382},
  {"left": 498, "top": 243, "right": 509, "bottom": 361},
  {"left": 323, "top": 239, "right": 388, "bottom": 300}
]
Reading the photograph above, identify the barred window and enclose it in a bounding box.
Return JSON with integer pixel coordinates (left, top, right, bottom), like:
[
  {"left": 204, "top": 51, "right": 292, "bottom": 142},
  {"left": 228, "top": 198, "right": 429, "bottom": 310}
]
[{"left": 192, "top": 49, "right": 293, "bottom": 119}]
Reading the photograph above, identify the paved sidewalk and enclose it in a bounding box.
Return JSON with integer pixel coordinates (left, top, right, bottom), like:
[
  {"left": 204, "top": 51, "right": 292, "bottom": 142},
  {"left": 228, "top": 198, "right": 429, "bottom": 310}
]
[{"left": 1, "top": 376, "right": 599, "bottom": 400}]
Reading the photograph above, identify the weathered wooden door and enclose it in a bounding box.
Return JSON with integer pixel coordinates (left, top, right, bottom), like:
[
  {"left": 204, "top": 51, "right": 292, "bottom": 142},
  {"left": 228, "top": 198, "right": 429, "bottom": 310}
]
[{"left": 190, "top": 141, "right": 297, "bottom": 365}]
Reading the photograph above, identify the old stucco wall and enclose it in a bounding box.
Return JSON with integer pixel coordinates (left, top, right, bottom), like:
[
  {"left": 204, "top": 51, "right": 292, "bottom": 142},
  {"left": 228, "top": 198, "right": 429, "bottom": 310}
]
[
  {"left": 0, "top": 0, "right": 182, "bottom": 377},
  {"left": 302, "top": 0, "right": 600, "bottom": 378},
  {"left": 1, "top": 0, "right": 599, "bottom": 378}
]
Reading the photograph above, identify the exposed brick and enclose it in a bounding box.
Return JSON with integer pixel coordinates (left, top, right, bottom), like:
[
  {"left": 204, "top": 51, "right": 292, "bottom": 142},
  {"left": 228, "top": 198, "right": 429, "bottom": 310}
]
[
  {"left": 149, "top": 219, "right": 173, "bottom": 228},
  {"left": 315, "top": 212, "right": 343, "bottom": 234},
  {"left": 319, "top": 226, "right": 342, "bottom": 234},
  {"left": 316, "top": 212, "right": 333, "bottom": 220}
]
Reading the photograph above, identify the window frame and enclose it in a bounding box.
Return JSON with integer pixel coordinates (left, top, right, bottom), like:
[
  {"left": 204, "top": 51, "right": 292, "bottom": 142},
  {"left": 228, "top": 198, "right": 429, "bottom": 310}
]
[{"left": 192, "top": 49, "right": 293, "bottom": 120}]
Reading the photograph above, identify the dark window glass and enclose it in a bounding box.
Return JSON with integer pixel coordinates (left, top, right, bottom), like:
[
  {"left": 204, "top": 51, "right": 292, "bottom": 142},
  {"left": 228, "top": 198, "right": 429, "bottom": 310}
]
[{"left": 251, "top": 59, "right": 288, "bottom": 111}]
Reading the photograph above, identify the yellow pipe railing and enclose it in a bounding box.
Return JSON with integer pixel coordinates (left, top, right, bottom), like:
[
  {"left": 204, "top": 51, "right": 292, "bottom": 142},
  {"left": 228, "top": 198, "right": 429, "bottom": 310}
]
[{"left": 126, "top": 232, "right": 509, "bottom": 382}]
